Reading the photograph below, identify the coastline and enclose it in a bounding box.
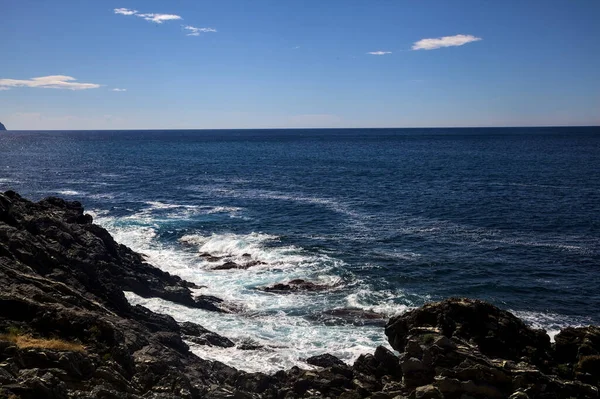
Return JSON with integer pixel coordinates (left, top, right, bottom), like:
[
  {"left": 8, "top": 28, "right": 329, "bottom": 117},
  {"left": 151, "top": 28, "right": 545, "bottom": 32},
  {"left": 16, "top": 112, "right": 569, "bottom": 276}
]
[{"left": 0, "top": 191, "right": 598, "bottom": 398}]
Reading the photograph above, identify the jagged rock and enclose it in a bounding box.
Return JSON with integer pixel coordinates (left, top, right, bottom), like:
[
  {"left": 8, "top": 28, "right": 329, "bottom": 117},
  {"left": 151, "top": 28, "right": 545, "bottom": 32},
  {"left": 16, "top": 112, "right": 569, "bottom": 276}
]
[
  {"left": 180, "top": 321, "right": 235, "bottom": 348},
  {"left": 260, "top": 279, "right": 334, "bottom": 293},
  {"left": 212, "top": 261, "right": 248, "bottom": 270},
  {"left": 0, "top": 122, "right": 6, "bottom": 131},
  {"left": 385, "top": 298, "right": 551, "bottom": 364},
  {"left": 306, "top": 353, "right": 347, "bottom": 368}
]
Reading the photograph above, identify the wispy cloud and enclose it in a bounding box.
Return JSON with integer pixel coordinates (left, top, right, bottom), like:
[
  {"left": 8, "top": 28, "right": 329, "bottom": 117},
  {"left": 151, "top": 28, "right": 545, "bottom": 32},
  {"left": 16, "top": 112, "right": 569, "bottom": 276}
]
[
  {"left": 114, "top": 8, "right": 137, "bottom": 16},
  {"left": 114, "top": 8, "right": 182, "bottom": 24},
  {"left": 412, "top": 34, "right": 482, "bottom": 50},
  {"left": 183, "top": 25, "right": 217, "bottom": 36},
  {"left": 367, "top": 51, "right": 392, "bottom": 56},
  {"left": 138, "top": 13, "right": 182, "bottom": 23},
  {"left": 0, "top": 75, "right": 101, "bottom": 90},
  {"left": 112, "top": 88, "right": 127, "bottom": 92}
]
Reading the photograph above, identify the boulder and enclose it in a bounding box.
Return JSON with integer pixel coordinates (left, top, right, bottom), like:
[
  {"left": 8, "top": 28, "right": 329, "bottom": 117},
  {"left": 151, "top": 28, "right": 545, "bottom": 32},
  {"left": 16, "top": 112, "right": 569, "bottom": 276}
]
[{"left": 385, "top": 298, "right": 551, "bottom": 364}]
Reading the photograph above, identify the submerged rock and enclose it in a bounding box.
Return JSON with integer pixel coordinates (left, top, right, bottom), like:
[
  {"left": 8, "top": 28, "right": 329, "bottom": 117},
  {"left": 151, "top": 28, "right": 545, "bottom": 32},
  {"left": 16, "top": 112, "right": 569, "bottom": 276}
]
[{"left": 310, "top": 308, "right": 388, "bottom": 327}]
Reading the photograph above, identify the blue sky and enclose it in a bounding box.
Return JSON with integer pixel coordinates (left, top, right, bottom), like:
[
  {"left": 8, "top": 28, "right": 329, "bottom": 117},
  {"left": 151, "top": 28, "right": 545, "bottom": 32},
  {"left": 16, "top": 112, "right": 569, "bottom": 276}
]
[{"left": 1, "top": 0, "right": 599, "bottom": 129}]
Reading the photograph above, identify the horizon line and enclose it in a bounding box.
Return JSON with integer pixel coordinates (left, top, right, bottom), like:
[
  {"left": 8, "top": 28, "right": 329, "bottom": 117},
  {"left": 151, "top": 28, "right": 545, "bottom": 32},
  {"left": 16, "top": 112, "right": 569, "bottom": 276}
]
[{"left": 2, "top": 125, "right": 600, "bottom": 132}]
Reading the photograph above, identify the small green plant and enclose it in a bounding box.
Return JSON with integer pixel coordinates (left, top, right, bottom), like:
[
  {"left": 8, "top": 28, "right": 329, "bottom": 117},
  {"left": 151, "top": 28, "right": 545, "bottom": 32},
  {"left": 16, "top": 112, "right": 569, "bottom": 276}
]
[
  {"left": 420, "top": 333, "right": 437, "bottom": 345},
  {"left": 89, "top": 325, "right": 102, "bottom": 340}
]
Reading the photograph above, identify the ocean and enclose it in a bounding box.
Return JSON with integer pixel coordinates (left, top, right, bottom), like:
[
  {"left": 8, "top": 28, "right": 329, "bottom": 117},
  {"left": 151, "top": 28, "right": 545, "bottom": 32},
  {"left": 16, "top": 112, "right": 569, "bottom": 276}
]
[{"left": 1, "top": 127, "right": 599, "bottom": 372}]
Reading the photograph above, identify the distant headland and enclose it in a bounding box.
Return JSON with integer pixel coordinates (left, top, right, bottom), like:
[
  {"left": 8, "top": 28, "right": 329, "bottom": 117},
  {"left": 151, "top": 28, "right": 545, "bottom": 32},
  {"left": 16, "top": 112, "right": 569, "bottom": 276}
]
[{"left": 0, "top": 122, "right": 6, "bottom": 131}]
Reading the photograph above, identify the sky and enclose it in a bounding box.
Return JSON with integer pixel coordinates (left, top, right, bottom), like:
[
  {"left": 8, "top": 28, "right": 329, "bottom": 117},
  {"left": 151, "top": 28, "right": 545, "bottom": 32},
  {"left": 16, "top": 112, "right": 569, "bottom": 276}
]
[{"left": 1, "top": 0, "right": 599, "bottom": 130}]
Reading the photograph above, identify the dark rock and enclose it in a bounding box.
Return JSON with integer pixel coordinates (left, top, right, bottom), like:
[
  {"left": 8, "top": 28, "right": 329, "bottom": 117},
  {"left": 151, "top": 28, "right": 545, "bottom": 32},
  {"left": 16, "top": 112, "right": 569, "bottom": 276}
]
[
  {"left": 260, "top": 279, "right": 335, "bottom": 293},
  {"left": 555, "top": 326, "right": 600, "bottom": 364},
  {"left": 237, "top": 339, "right": 264, "bottom": 351},
  {"left": 0, "top": 122, "right": 6, "bottom": 131},
  {"left": 212, "top": 261, "right": 248, "bottom": 270},
  {"left": 180, "top": 321, "right": 235, "bottom": 348},
  {"left": 306, "top": 353, "right": 347, "bottom": 368},
  {"left": 385, "top": 298, "right": 551, "bottom": 364}
]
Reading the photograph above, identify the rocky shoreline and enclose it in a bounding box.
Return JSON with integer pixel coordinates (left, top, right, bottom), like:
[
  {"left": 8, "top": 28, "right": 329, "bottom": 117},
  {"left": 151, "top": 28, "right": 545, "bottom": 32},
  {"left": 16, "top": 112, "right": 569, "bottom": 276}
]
[{"left": 0, "top": 191, "right": 598, "bottom": 398}]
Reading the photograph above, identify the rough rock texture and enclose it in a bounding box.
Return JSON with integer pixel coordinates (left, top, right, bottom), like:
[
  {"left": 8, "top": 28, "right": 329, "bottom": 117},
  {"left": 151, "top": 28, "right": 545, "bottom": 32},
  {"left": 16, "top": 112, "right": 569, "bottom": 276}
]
[
  {"left": 1, "top": 192, "right": 599, "bottom": 399},
  {"left": 385, "top": 298, "right": 599, "bottom": 398}
]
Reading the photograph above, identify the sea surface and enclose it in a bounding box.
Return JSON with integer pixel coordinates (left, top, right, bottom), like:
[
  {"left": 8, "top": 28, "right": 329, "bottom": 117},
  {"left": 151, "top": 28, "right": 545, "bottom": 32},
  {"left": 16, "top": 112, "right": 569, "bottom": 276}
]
[{"left": 1, "top": 127, "right": 599, "bottom": 372}]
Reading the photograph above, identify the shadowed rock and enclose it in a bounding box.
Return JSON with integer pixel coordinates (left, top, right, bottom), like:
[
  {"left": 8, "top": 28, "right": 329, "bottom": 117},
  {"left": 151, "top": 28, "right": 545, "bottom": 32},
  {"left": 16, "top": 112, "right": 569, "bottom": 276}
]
[{"left": 180, "top": 321, "right": 235, "bottom": 348}]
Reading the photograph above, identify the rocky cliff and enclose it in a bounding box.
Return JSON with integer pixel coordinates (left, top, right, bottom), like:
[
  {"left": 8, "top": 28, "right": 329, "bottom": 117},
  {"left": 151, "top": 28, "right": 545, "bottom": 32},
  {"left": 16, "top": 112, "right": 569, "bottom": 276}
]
[
  {"left": 0, "top": 191, "right": 598, "bottom": 398},
  {"left": 0, "top": 122, "right": 6, "bottom": 131}
]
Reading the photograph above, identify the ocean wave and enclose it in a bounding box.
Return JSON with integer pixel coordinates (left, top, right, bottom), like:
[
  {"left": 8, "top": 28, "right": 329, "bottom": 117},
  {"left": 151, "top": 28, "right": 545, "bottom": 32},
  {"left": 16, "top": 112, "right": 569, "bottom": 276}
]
[{"left": 345, "top": 288, "right": 414, "bottom": 317}]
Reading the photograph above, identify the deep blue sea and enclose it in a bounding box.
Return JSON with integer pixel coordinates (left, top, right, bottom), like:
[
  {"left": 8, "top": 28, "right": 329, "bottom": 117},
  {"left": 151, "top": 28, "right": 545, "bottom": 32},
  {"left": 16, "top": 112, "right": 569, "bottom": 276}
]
[{"left": 1, "top": 127, "right": 599, "bottom": 371}]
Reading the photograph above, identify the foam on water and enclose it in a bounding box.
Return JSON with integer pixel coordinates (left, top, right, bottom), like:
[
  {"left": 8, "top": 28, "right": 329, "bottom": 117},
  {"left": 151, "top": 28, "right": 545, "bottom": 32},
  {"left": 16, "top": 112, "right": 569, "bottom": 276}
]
[
  {"left": 345, "top": 288, "right": 414, "bottom": 317},
  {"left": 93, "top": 209, "right": 400, "bottom": 372},
  {"left": 127, "top": 201, "right": 244, "bottom": 221},
  {"left": 56, "top": 190, "right": 84, "bottom": 196},
  {"left": 125, "top": 292, "right": 389, "bottom": 373}
]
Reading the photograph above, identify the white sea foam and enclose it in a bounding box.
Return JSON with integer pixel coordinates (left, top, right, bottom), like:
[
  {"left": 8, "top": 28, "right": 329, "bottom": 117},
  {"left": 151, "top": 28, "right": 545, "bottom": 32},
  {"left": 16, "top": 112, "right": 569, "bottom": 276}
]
[
  {"left": 56, "top": 190, "right": 84, "bottom": 196},
  {"left": 345, "top": 289, "right": 413, "bottom": 317},
  {"left": 128, "top": 201, "right": 244, "bottom": 220},
  {"left": 125, "top": 292, "right": 389, "bottom": 373},
  {"left": 193, "top": 186, "right": 368, "bottom": 222},
  {"left": 88, "top": 193, "right": 116, "bottom": 200},
  {"left": 94, "top": 211, "right": 393, "bottom": 372}
]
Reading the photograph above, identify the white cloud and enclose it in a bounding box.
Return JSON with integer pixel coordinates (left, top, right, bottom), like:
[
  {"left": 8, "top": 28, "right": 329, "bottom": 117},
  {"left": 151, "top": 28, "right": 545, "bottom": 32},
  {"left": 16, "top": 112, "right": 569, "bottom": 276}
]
[
  {"left": 183, "top": 25, "right": 217, "bottom": 36},
  {"left": 137, "top": 13, "right": 182, "bottom": 23},
  {"left": 114, "top": 8, "right": 182, "bottom": 24},
  {"left": 0, "top": 87, "right": 10, "bottom": 91},
  {"left": 0, "top": 75, "right": 101, "bottom": 90},
  {"left": 412, "top": 34, "right": 482, "bottom": 50},
  {"left": 367, "top": 51, "right": 392, "bottom": 55},
  {"left": 112, "top": 88, "right": 127, "bottom": 92},
  {"left": 114, "top": 8, "right": 137, "bottom": 16}
]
